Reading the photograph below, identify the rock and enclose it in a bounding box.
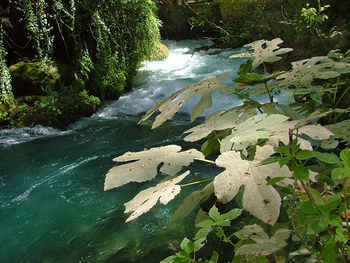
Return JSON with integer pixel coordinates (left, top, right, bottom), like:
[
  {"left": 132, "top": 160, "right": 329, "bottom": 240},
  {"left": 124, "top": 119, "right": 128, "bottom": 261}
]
[
  {"left": 148, "top": 42, "right": 170, "bottom": 61},
  {"left": 9, "top": 61, "right": 60, "bottom": 96}
]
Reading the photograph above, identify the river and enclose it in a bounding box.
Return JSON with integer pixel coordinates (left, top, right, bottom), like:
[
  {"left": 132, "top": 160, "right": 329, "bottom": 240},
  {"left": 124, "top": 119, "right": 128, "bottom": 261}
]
[{"left": 0, "top": 40, "right": 246, "bottom": 262}]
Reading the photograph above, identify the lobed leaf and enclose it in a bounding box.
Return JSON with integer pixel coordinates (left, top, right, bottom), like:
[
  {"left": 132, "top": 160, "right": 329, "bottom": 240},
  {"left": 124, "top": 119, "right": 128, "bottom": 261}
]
[
  {"left": 139, "top": 75, "right": 234, "bottom": 128},
  {"left": 213, "top": 146, "right": 292, "bottom": 225},
  {"left": 275, "top": 56, "right": 350, "bottom": 89},
  {"left": 235, "top": 224, "right": 291, "bottom": 256},
  {"left": 124, "top": 171, "right": 189, "bottom": 222},
  {"left": 220, "top": 114, "right": 289, "bottom": 154},
  {"left": 230, "top": 38, "right": 293, "bottom": 70},
  {"left": 266, "top": 121, "right": 333, "bottom": 150},
  {"left": 184, "top": 110, "right": 239, "bottom": 142},
  {"left": 105, "top": 145, "right": 204, "bottom": 190}
]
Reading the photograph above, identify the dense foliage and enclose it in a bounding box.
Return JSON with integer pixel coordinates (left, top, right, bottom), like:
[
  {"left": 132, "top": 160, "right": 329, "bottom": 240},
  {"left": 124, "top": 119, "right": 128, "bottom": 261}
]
[
  {"left": 0, "top": 0, "right": 160, "bottom": 128},
  {"left": 185, "top": 0, "right": 349, "bottom": 59},
  {"left": 105, "top": 37, "right": 350, "bottom": 262}
]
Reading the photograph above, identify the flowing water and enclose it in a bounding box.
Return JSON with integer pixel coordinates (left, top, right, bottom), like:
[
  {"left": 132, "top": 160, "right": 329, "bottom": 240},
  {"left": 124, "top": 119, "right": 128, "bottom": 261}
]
[{"left": 0, "top": 40, "right": 246, "bottom": 263}]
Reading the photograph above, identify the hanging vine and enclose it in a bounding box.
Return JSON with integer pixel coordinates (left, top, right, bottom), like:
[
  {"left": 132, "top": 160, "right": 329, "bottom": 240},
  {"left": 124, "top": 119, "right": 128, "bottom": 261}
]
[
  {"left": 0, "top": 35, "right": 13, "bottom": 105},
  {"left": 21, "top": 0, "right": 54, "bottom": 61}
]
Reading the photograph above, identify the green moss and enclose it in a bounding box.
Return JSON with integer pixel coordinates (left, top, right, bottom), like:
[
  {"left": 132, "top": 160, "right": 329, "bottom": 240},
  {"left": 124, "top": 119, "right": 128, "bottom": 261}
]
[{"left": 9, "top": 61, "right": 60, "bottom": 84}]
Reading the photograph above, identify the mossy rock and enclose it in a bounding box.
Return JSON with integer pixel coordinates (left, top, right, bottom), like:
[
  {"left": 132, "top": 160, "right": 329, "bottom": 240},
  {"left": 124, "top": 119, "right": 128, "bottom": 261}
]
[
  {"left": 9, "top": 60, "right": 61, "bottom": 97},
  {"left": 148, "top": 43, "right": 170, "bottom": 61},
  {"left": 9, "top": 61, "right": 60, "bottom": 83}
]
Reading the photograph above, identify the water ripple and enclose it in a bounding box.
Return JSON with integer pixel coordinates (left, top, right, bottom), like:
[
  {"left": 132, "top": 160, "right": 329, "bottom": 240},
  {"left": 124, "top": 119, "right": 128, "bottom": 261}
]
[{"left": 10, "top": 156, "right": 102, "bottom": 205}]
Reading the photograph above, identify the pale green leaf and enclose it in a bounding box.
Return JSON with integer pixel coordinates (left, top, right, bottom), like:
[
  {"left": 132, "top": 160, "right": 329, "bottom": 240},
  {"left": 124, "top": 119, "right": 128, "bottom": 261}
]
[
  {"left": 214, "top": 146, "right": 292, "bottom": 225},
  {"left": 266, "top": 121, "right": 333, "bottom": 150},
  {"left": 236, "top": 224, "right": 291, "bottom": 256},
  {"left": 124, "top": 171, "right": 189, "bottom": 222},
  {"left": 139, "top": 75, "right": 233, "bottom": 128},
  {"left": 220, "top": 114, "right": 289, "bottom": 154},
  {"left": 184, "top": 110, "right": 239, "bottom": 142},
  {"left": 276, "top": 56, "right": 349, "bottom": 89},
  {"left": 230, "top": 38, "right": 293, "bottom": 70},
  {"left": 105, "top": 145, "right": 204, "bottom": 190}
]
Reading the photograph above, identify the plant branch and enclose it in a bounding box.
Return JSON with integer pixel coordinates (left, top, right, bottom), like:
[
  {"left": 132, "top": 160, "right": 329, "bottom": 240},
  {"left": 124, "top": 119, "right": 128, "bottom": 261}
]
[{"left": 180, "top": 178, "right": 214, "bottom": 188}]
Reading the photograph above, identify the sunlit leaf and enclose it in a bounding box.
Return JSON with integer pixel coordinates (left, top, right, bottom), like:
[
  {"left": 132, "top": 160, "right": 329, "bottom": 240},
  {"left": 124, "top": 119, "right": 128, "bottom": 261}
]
[
  {"left": 139, "top": 75, "right": 233, "bottom": 128},
  {"left": 267, "top": 121, "right": 333, "bottom": 150},
  {"left": 276, "top": 56, "right": 350, "bottom": 89},
  {"left": 184, "top": 110, "right": 239, "bottom": 142},
  {"left": 213, "top": 146, "right": 292, "bottom": 224},
  {"left": 220, "top": 114, "right": 289, "bottom": 154},
  {"left": 230, "top": 38, "right": 293, "bottom": 70},
  {"left": 235, "top": 224, "right": 291, "bottom": 256},
  {"left": 124, "top": 171, "right": 189, "bottom": 222},
  {"left": 105, "top": 145, "right": 203, "bottom": 190}
]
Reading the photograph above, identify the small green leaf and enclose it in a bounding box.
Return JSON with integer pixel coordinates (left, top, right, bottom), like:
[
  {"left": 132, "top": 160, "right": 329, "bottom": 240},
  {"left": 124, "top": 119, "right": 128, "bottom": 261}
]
[
  {"left": 294, "top": 166, "right": 309, "bottom": 181},
  {"left": 331, "top": 168, "right": 350, "bottom": 184},
  {"left": 259, "top": 156, "right": 281, "bottom": 166},
  {"left": 340, "top": 149, "right": 350, "bottom": 169},
  {"left": 300, "top": 201, "right": 318, "bottom": 214},
  {"left": 307, "top": 213, "right": 329, "bottom": 234},
  {"left": 279, "top": 156, "right": 291, "bottom": 167},
  {"left": 208, "top": 251, "right": 218, "bottom": 263},
  {"left": 274, "top": 145, "right": 290, "bottom": 155},
  {"left": 160, "top": 255, "right": 177, "bottom": 263},
  {"left": 218, "top": 208, "right": 242, "bottom": 221},
  {"left": 209, "top": 205, "right": 220, "bottom": 221},
  {"left": 216, "top": 228, "right": 225, "bottom": 238},
  {"left": 180, "top": 238, "right": 192, "bottom": 253},
  {"left": 216, "top": 220, "right": 230, "bottom": 227},
  {"left": 314, "top": 152, "right": 341, "bottom": 164},
  {"left": 267, "top": 177, "right": 287, "bottom": 186},
  {"left": 247, "top": 73, "right": 263, "bottom": 81},
  {"left": 329, "top": 214, "right": 342, "bottom": 227},
  {"left": 196, "top": 219, "right": 215, "bottom": 228},
  {"left": 295, "top": 150, "right": 315, "bottom": 160},
  {"left": 336, "top": 226, "right": 349, "bottom": 243},
  {"left": 193, "top": 238, "right": 205, "bottom": 252},
  {"left": 306, "top": 187, "right": 324, "bottom": 205},
  {"left": 195, "top": 227, "right": 212, "bottom": 240},
  {"left": 324, "top": 194, "right": 342, "bottom": 212},
  {"left": 321, "top": 239, "right": 339, "bottom": 262}
]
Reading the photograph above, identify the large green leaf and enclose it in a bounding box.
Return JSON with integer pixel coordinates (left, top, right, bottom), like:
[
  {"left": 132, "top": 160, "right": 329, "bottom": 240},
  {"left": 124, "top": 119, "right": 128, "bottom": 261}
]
[
  {"left": 230, "top": 38, "right": 293, "bottom": 70},
  {"left": 124, "top": 171, "right": 189, "bottom": 222},
  {"left": 105, "top": 145, "right": 204, "bottom": 190},
  {"left": 220, "top": 114, "right": 289, "bottom": 154},
  {"left": 235, "top": 224, "right": 291, "bottom": 256},
  {"left": 139, "top": 75, "right": 234, "bottom": 128},
  {"left": 213, "top": 146, "right": 292, "bottom": 224}
]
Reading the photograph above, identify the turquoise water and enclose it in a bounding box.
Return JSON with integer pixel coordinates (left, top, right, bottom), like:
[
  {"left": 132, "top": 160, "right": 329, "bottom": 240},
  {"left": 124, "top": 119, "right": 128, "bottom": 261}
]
[{"left": 0, "top": 40, "right": 245, "bottom": 262}]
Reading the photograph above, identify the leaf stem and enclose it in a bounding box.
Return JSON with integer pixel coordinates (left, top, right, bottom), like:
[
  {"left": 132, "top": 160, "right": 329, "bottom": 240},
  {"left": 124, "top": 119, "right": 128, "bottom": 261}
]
[
  {"left": 194, "top": 158, "right": 216, "bottom": 165},
  {"left": 263, "top": 63, "right": 274, "bottom": 103},
  {"left": 180, "top": 178, "right": 214, "bottom": 188},
  {"left": 344, "top": 187, "right": 350, "bottom": 240}
]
